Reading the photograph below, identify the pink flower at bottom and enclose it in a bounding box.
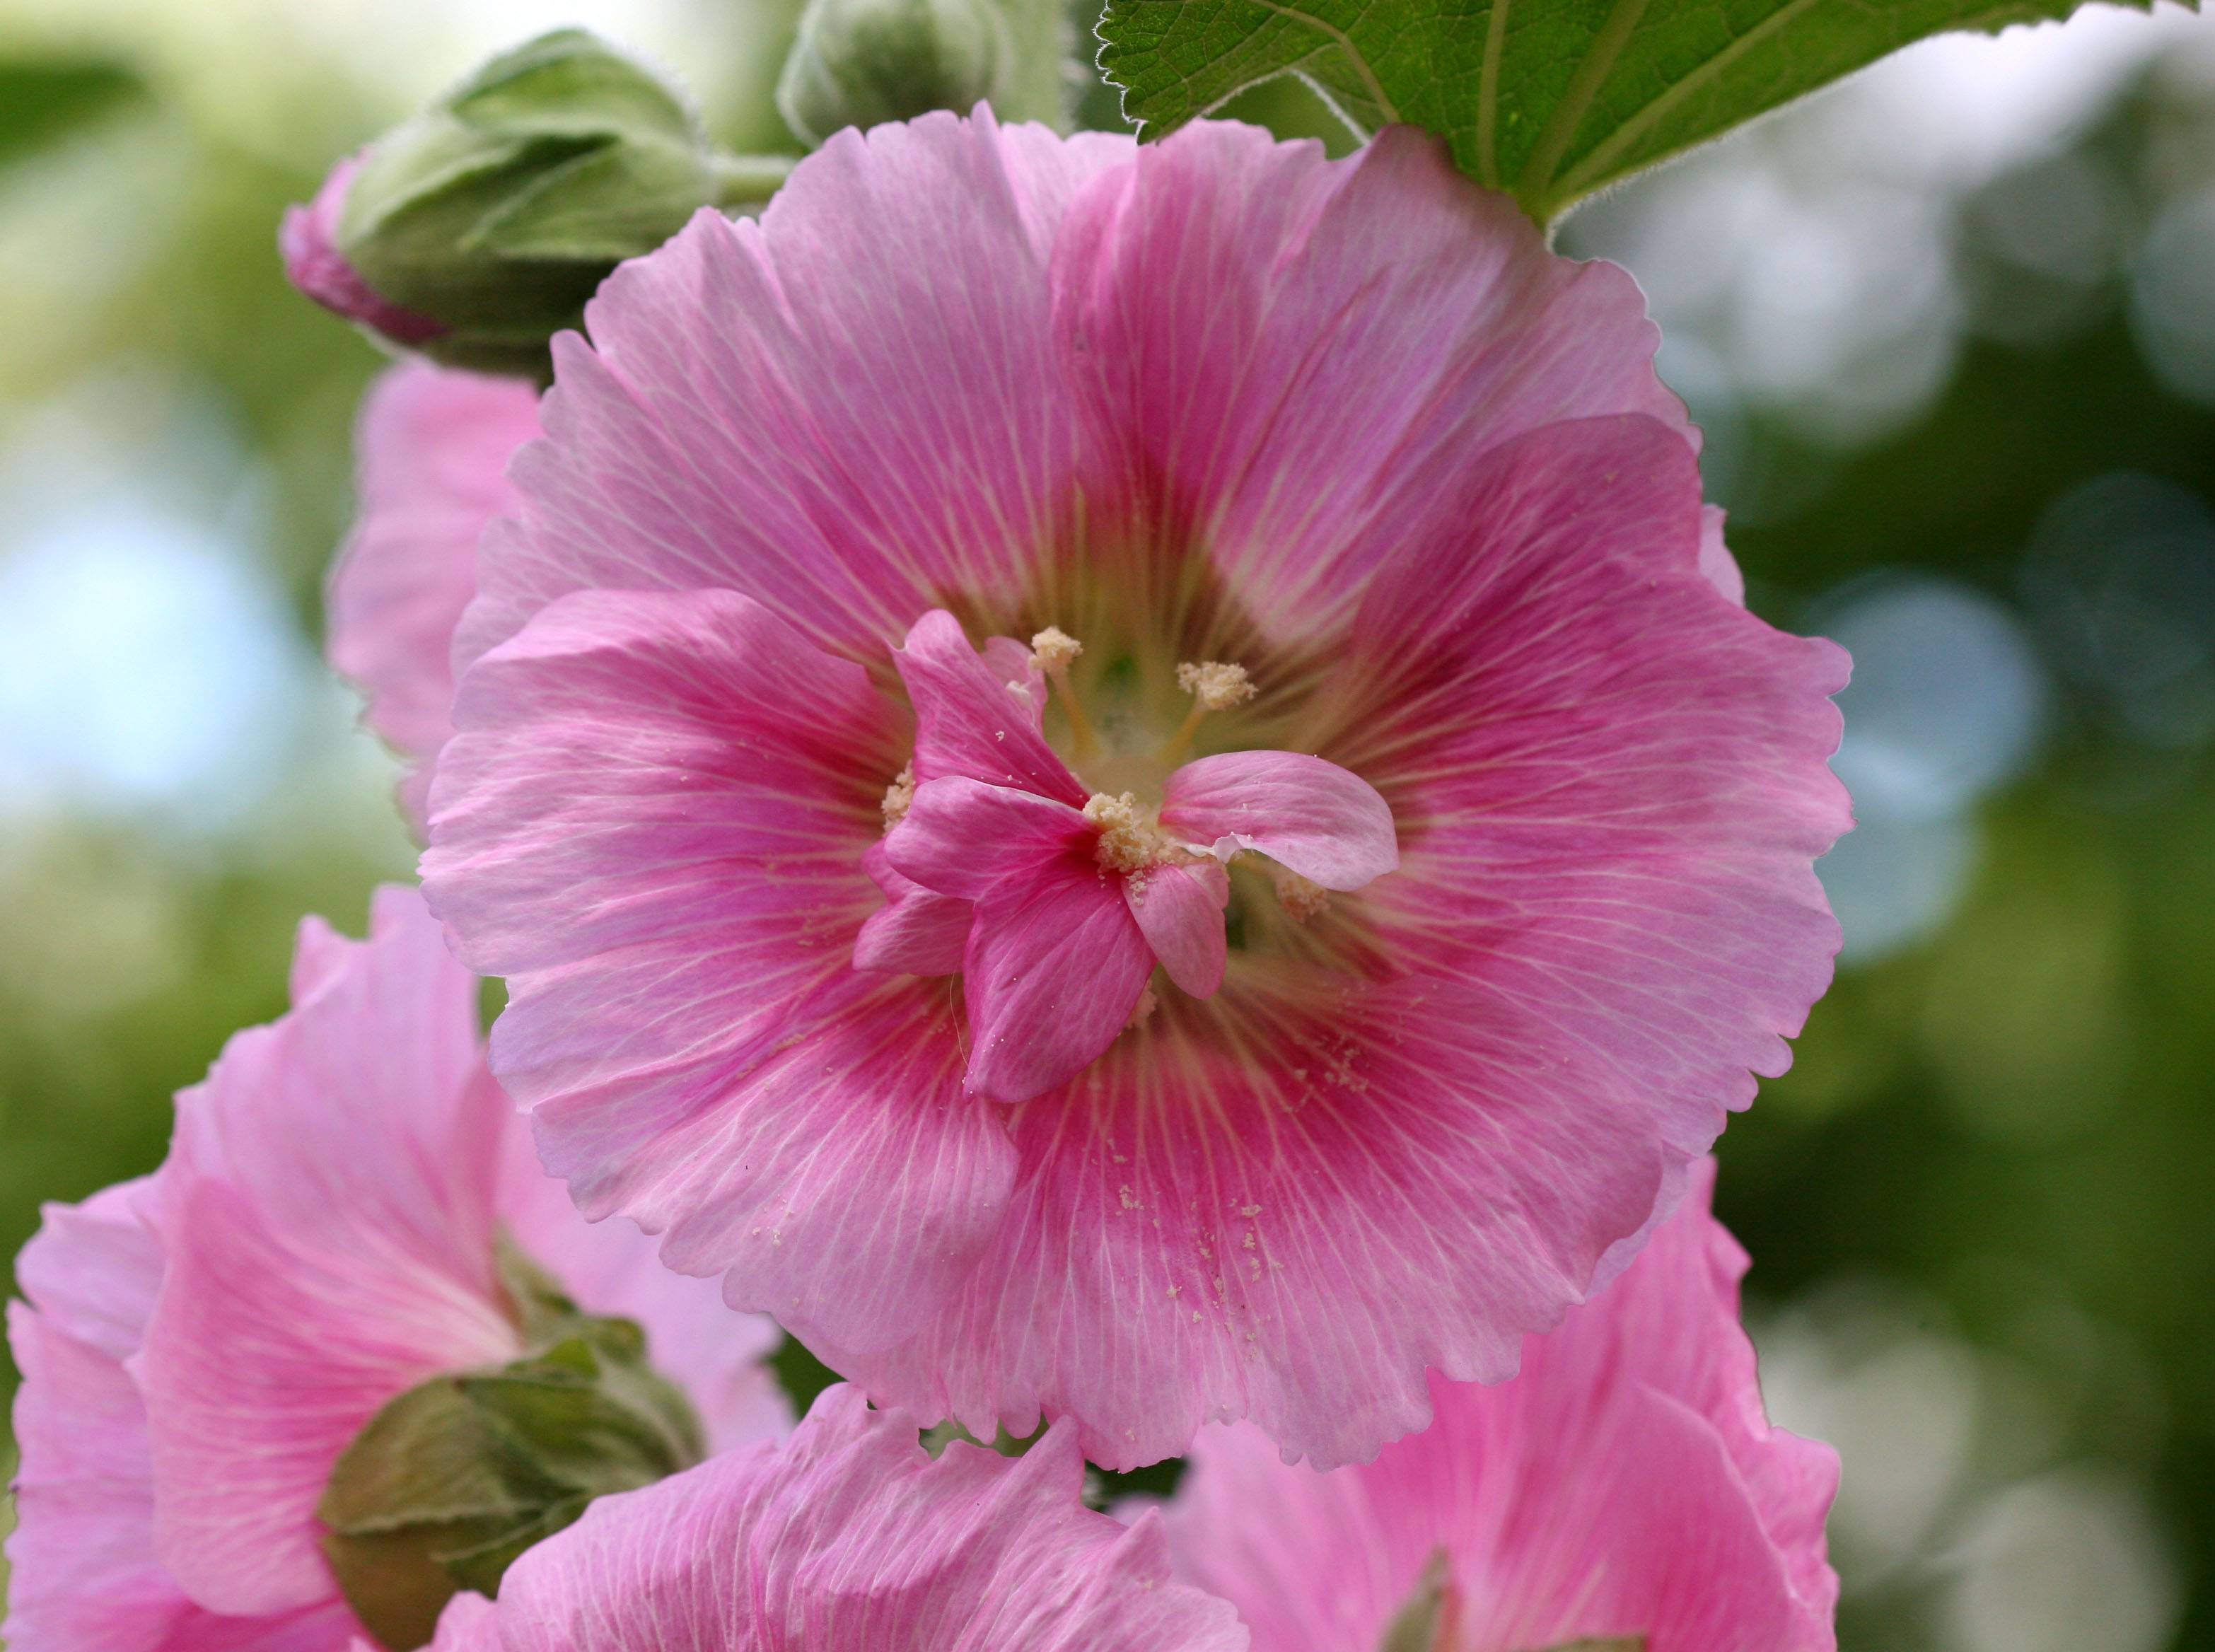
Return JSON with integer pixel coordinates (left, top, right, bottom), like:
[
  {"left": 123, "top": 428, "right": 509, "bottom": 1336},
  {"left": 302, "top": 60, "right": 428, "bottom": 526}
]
[
  {"left": 422, "top": 110, "right": 1851, "bottom": 1470},
  {"left": 1154, "top": 1163, "right": 1839, "bottom": 1652},
  {"left": 422, "top": 1384, "right": 1245, "bottom": 1652},
  {"left": 327, "top": 363, "right": 540, "bottom": 832},
  {"left": 4, "top": 885, "right": 786, "bottom": 1651}
]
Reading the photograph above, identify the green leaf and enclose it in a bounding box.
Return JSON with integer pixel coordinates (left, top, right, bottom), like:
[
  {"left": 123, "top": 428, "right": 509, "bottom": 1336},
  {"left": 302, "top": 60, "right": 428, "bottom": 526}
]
[
  {"left": 1096, "top": 0, "right": 2189, "bottom": 226},
  {"left": 0, "top": 60, "right": 143, "bottom": 170}
]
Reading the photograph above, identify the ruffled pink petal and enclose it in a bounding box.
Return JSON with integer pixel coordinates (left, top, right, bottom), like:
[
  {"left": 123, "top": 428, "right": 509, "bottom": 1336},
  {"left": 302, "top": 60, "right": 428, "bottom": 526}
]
[
  {"left": 425, "top": 588, "right": 1018, "bottom": 1356},
  {"left": 6, "top": 1180, "right": 359, "bottom": 1652},
  {"left": 825, "top": 970, "right": 1666, "bottom": 1472},
  {"left": 1161, "top": 751, "right": 1397, "bottom": 890},
  {"left": 1700, "top": 503, "right": 1747, "bottom": 606},
  {"left": 433, "top": 1385, "right": 1245, "bottom": 1652},
  {"left": 963, "top": 853, "right": 1155, "bottom": 1103},
  {"left": 136, "top": 890, "right": 519, "bottom": 1615},
  {"left": 280, "top": 155, "right": 447, "bottom": 348},
  {"left": 1158, "top": 1164, "right": 1838, "bottom": 1652},
  {"left": 453, "top": 115, "right": 1135, "bottom": 675},
  {"left": 1052, "top": 123, "right": 1689, "bottom": 634},
  {"left": 1125, "top": 859, "right": 1229, "bottom": 999},
  {"left": 854, "top": 839, "right": 972, "bottom": 975},
  {"left": 1332, "top": 413, "right": 1850, "bottom": 1166},
  {"left": 327, "top": 363, "right": 539, "bottom": 832},
  {"left": 885, "top": 775, "right": 1095, "bottom": 898},
  {"left": 895, "top": 609, "right": 1086, "bottom": 803}
]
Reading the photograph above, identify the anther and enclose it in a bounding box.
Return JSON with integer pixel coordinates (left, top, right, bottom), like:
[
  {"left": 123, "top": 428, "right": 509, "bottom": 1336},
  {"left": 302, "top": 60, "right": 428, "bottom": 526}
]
[
  {"left": 1084, "top": 791, "right": 1177, "bottom": 875},
  {"left": 881, "top": 762, "right": 916, "bottom": 831},
  {"left": 1161, "top": 658, "right": 1255, "bottom": 764},
  {"left": 1031, "top": 625, "right": 1098, "bottom": 762},
  {"left": 1272, "top": 868, "right": 1330, "bottom": 922}
]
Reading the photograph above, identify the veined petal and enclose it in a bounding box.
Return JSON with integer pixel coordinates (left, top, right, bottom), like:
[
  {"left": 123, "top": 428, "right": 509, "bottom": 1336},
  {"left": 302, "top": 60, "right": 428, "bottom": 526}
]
[
  {"left": 1158, "top": 1165, "right": 1839, "bottom": 1652},
  {"left": 963, "top": 856, "right": 1153, "bottom": 1103},
  {"left": 1053, "top": 123, "right": 1688, "bottom": 635},
  {"left": 886, "top": 775, "right": 1094, "bottom": 900},
  {"left": 1126, "top": 859, "right": 1229, "bottom": 999},
  {"left": 830, "top": 973, "right": 1669, "bottom": 1472},
  {"left": 1162, "top": 751, "right": 1397, "bottom": 890},
  {"left": 454, "top": 114, "right": 1134, "bottom": 673},
  {"left": 429, "top": 1386, "right": 1244, "bottom": 1652},
  {"left": 896, "top": 610, "right": 1086, "bottom": 803},
  {"left": 327, "top": 363, "right": 539, "bottom": 833},
  {"left": 854, "top": 840, "right": 972, "bottom": 975}
]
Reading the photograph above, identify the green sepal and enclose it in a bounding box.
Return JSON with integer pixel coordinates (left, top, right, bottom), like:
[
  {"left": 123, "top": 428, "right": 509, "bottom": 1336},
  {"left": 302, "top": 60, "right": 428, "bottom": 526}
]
[
  {"left": 329, "top": 28, "right": 784, "bottom": 380},
  {"left": 317, "top": 1233, "right": 705, "bottom": 1651}
]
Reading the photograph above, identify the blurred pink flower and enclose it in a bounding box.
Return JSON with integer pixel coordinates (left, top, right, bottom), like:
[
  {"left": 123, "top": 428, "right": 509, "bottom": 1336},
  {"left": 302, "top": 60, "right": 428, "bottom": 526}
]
[
  {"left": 422, "top": 1384, "right": 1245, "bottom": 1652},
  {"left": 327, "top": 363, "right": 540, "bottom": 832},
  {"left": 3, "top": 886, "right": 785, "bottom": 1651},
  {"left": 1155, "top": 1163, "right": 1839, "bottom": 1652},
  {"left": 422, "top": 111, "right": 1851, "bottom": 1469}
]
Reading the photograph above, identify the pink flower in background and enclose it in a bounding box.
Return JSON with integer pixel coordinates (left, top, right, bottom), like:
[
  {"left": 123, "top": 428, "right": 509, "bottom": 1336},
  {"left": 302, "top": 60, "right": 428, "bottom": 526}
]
[
  {"left": 1156, "top": 1163, "right": 1839, "bottom": 1652},
  {"left": 423, "top": 111, "right": 1850, "bottom": 1469},
  {"left": 422, "top": 1384, "right": 1245, "bottom": 1652},
  {"left": 327, "top": 363, "right": 540, "bottom": 831},
  {"left": 4, "top": 886, "right": 785, "bottom": 1651}
]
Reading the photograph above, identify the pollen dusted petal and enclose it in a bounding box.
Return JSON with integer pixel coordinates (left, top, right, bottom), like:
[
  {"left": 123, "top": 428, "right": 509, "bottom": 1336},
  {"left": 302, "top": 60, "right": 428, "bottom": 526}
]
[
  {"left": 1124, "top": 859, "right": 1231, "bottom": 999},
  {"left": 854, "top": 840, "right": 972, "bottom": 975},
  {"left": 885, "top": 775, "right": 1095, "bottom": 901},
  {"left": 897, "top": 610, "right": 1089, "bottom": 803},
  {"left": 1162, "top": 750, "right": 1399, "bottom": 891},
  {"left": 963, "top": 856, "right": 1156, "bottom": 1104},
  {"left": 1157, "top": 1165, "right": 1840, "bottom": 1652}
]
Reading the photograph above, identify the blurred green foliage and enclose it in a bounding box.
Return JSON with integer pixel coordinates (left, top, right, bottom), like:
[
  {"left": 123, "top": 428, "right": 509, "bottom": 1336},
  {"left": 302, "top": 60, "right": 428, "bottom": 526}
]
[{"left": 0, "top": 5, "right": 2210, "bottom": 1650}]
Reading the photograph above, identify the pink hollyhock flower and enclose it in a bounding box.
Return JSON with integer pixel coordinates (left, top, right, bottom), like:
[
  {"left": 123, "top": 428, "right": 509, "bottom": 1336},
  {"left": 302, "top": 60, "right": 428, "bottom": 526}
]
[
  {"left": 4, "top": 885, "right": 786, "bottom": 1651},
  {"left": 1153, "top": 1163, "right": 1839, "bottom": 1652},
  {"left": 422, "top": 110, "right": 1851, "bottom": 1470},
  {"left": 327, "top": 363, "right": 540, "bottom": 831},
  {"left": 421, "top": 1383, "right": 1245, "bottom": 1652},
  {"left": 280, "top": 158, "right": 447, "bottom": 350}
]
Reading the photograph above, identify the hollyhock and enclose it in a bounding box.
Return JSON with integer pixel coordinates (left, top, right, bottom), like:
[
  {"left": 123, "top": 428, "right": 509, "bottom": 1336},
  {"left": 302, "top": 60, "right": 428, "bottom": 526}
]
[
  {"left": 1155, "top": 1163, "right": 1839, "bottom": 1652},
  {"left": 422, "top": 110, "right": 1851, "bottom": 1469},
  {"left": 3, "top": 885, "right": 786, "bottom": 1651},
  {"left": 327, "top": 363, "right": 539, "bottom": 830},
  {"left": 421, "top": 1383, "right": 1244, "bottom": 1651}
]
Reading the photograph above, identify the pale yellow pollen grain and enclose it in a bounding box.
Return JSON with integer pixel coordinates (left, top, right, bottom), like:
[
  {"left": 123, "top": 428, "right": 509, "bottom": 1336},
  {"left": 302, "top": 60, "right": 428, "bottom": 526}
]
[
  {"left": 1176, "top": 659, "right": 1257, "bottom": 713},
  {"left": 1272, "top": 868, "right": 1330, "bottom": 921},
  {"left": 1126, "top": 984, "right": 1159, "bottom": 1031},
  {"left": 880, "top": 761, "right": 916, "bottom": 831},
  {"left": 1030, "top": 625, "right": 1083, "bottom": 673},
  {"left": 1083, "top": 791, "right": 1179, "bottom": 874}
]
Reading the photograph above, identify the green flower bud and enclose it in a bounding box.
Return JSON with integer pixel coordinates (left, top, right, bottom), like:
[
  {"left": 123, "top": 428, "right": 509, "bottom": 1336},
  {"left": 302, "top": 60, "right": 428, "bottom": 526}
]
[
  {"left": 776, "top": 0, "right": 1066, "bottom": 146},
  {"left": 315, "top": 1235, "right": 707, "bottom": 1650},
  {"left": 282, "top": 30, "right": 791, "bottom": 380}
]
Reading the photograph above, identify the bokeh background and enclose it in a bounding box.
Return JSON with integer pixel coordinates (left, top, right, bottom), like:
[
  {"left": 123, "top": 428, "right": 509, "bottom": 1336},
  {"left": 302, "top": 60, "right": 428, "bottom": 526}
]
[{"left": 0, "top": 1, "right": 2210, "bottom": 1646}]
